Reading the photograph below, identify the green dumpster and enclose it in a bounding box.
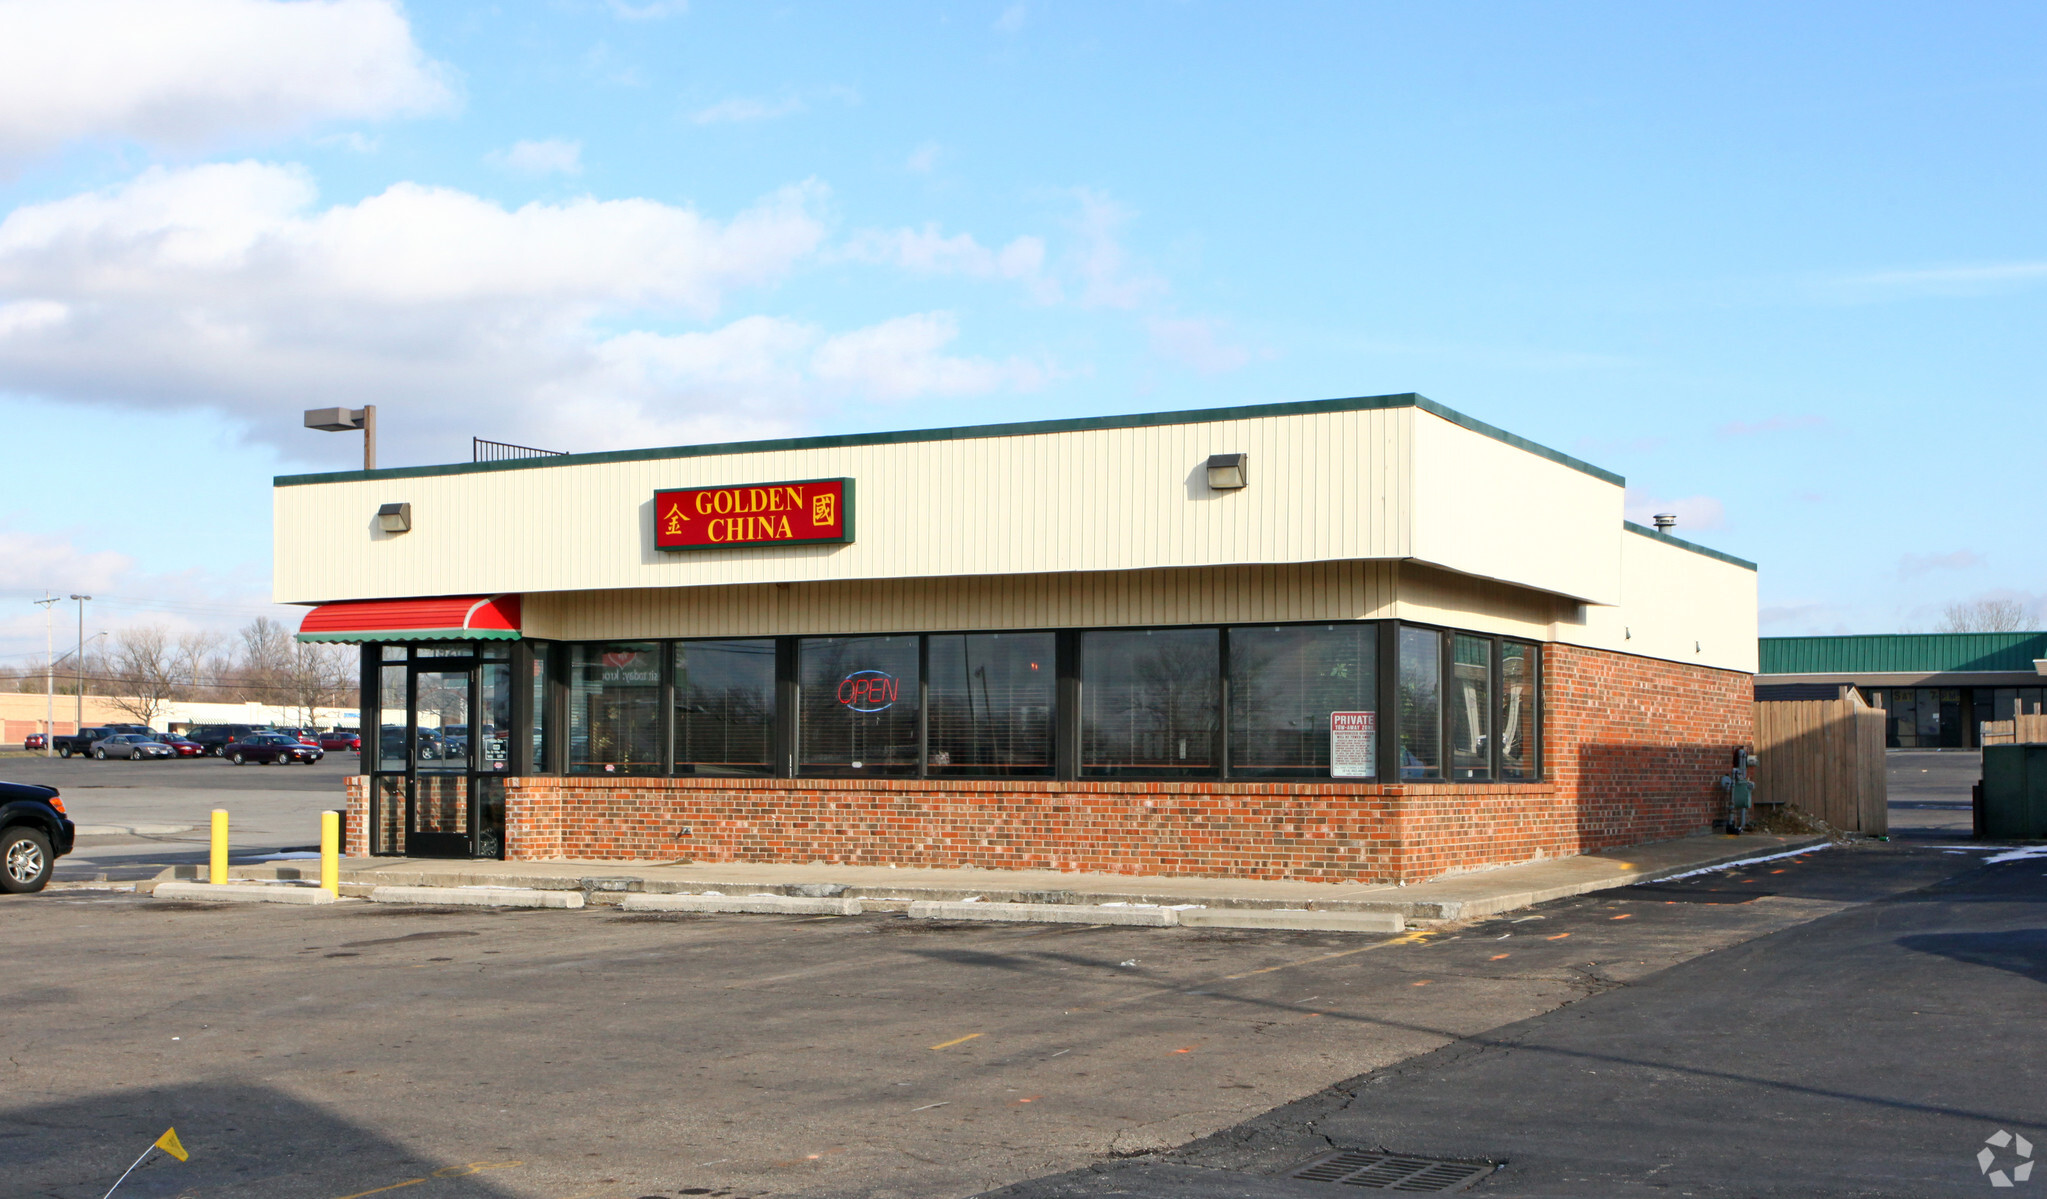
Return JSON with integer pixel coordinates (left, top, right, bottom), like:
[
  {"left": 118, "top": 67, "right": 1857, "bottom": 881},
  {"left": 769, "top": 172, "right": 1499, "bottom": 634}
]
[{"left": 1978, "top": 745, "right": 2047, "bottom": 839}]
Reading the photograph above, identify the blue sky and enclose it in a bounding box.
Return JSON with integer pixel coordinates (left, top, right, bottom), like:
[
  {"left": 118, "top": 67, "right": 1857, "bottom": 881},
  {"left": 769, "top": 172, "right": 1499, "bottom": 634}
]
[{"left": 2, "top": 0, "right": 2044, "bottom": 664}]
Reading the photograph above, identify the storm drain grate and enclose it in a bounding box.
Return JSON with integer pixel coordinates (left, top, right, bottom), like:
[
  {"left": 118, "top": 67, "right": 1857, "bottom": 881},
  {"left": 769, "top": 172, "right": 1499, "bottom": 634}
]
[{"left": 1287, "top": 1149, "right": 1495, "bottom": 1192}]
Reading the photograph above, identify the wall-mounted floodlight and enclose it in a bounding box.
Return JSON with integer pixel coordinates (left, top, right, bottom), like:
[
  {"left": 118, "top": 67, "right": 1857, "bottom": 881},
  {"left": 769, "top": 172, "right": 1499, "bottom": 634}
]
[
  {"left": 1206, "top": 452, "right": 1248, "bottom": 490},
  {"left": 377, "top": 502, "right": 412, "bottom": 534},
  {"left": 1652, "top": 513, "right": 1677, "bottom": 532},
  {"left": 305, "top": 405, "right": 377, "bottom": 470}
]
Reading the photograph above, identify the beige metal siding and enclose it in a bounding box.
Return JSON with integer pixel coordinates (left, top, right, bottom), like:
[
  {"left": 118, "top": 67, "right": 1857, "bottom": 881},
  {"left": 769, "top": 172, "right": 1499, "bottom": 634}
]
[
  {"left": 1558, "top": 528, "right": 1759, "bottom": 673},
  {"left": 527, "top": 560, "right": 1399, "bottom": 640},
  {"left": 275, "top": 407, "right": 1421, "bottom": 604}
]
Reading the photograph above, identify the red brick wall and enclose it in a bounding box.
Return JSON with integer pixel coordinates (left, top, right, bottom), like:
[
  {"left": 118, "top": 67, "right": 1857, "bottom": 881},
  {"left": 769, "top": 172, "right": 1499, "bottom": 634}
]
[{"left": 343, "top": 643, "right": 1752, "bottom": 884}]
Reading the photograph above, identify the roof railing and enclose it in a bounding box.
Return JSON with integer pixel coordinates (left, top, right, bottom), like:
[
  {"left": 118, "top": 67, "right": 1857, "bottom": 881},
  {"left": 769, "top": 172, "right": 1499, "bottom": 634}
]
[{"left": 473, "top": 437, "right": 568, "bottom": 463}]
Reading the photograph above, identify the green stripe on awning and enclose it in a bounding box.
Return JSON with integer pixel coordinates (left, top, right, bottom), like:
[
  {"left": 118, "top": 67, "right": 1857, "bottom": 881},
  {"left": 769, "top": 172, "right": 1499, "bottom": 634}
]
[{"left": 295, "top": 628, "right": 522, "bottom": 644}]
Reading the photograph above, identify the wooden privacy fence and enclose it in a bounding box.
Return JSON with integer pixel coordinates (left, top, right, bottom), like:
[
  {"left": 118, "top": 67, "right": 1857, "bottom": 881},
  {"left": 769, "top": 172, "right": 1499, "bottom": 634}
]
[
  {"left": 1977, "top": 713, "right": 2047, "bottom": 746},
  {"left": 1754, "top": 691, "right": 1887, "bottom": 834}
]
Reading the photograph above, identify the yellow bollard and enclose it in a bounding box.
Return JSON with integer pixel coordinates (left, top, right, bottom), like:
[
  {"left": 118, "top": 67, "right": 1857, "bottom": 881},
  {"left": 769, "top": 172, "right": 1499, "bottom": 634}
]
[
  {"left": 320, "top": 810, "right": 340, "bottom": 897},
  {"left": 209, "top": 809, "right": 228, "bottom": 885}
]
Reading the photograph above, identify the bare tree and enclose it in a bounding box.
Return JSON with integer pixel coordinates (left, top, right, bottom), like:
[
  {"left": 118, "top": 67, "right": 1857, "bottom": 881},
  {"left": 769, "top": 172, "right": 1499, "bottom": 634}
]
[
  {"left": 105, "top": 626, "right": 180, "bottom": 725},
  {"left": 1937, "top": 599, "right": 2030, "bottom": 633},
  {"left": 285, "top": 642, "right": 357, "bottom": 725},
  {"left": 173, "top": 630, "right": 225, "bottom": 700}
]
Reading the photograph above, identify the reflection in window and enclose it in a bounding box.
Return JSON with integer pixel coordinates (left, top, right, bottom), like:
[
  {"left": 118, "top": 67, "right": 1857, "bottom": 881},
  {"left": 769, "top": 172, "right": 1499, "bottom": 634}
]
[
  {"left": 478, "top": 662, "right": 512, "bottom": 772},
  {"left": 1398, "top": 627, "right": 1441, "bottom": 779},
  {"left": 675, "top": 640, "right": 776, "bottom": 775},
  {"left": 377, "top": 662, "right": 407, "bottom": 773},
  {"left": 927, "top": 633, "right": 1055, "bottom": 775},
  {"left": 798, "top": 636, "right": 919, "bottom": 776},
  {"left": 1081, "top": 628, "right": 1218, "bottom": 776},
  {"left": 568, "top": 642, "right": 662, "bottom": 775},
  {"left": 1450, "top": 634, "right": 1492, "bottom": 780},
  {"left": 1499, "top": 642, "right": 1538, "bottom": 779},
  {"left": 1228, "top": 624, "right": 1377, "bottom": 777}
]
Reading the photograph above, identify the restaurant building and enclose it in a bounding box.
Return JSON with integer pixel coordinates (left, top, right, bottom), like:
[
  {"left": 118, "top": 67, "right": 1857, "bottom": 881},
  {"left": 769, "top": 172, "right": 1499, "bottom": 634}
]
[
  {"left": 279, "top": 393, "right": 1758, "bottom": 883},
  {"left": 1758, "top": 632, "right": 2047, "bottom": 749}
]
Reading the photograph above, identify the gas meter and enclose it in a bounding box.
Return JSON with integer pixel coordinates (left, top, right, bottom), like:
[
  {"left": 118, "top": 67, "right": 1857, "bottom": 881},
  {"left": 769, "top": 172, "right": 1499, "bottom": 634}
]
[{"left": 1719, "top": 747, "right": 1758, "bottom": 834}]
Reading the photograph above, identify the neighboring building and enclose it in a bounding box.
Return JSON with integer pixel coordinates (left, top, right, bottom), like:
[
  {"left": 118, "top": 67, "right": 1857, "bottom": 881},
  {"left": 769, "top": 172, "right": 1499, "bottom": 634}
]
[
  {"left": 277, "top": 392, "right": 1759, "bottom": 880},
  {"left": 0, "top": 692, "right": 357, "bottom": 742},
  {"left": 1758, "top": 632, "right": 2047, "bottom": 749}
]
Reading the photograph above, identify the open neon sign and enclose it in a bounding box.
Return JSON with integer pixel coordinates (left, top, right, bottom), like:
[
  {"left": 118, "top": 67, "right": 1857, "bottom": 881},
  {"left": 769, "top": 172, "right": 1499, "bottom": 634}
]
[{"left": 837, "top": 670, "right": 899, "bottom": 712}]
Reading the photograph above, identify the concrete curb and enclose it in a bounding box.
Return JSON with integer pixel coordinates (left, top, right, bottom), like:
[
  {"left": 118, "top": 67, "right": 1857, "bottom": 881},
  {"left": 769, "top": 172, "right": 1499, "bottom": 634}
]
[
  {"left": 1179, "top": 908, "right": 1403, "bottom": 932},
  {"left": 619, "top": 893, "right": 862, "bottom": 916},
  {"left": 369, "top": 885, "right": 584, "bottom": 909},
  {"left": 909, "top": 901, "right": 1179, "bottom": 926},
  {"left": 154, "top": 881, "right": 348, "bottom": 905},
  {"left": 74, "top": 824, "right": 193, "bottom": 837}
]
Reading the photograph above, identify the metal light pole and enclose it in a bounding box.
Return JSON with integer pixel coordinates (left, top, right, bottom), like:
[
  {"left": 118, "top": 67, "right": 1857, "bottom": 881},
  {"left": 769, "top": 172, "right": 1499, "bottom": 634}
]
[
  {"left": 34, "top": 595, "right": 57, "bottom": 754},
  {"left": 70, "top": 594, "right": 90, "bottom": 733},
  {"left": 303, "top": 405, "right": 377, "bottom": 470}
]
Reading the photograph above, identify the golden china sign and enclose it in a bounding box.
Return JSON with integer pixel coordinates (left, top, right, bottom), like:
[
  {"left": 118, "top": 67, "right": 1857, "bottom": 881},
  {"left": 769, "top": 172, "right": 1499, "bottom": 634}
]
[{"left": 653, "top": 478, "right": 853, "bottom": 550}]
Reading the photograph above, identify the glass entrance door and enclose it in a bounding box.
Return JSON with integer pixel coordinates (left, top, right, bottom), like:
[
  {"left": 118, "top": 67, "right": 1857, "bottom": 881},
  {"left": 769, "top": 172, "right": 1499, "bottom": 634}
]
[
  {"left": 368, "top": 648, "right": 512, "bottom": 860},
  {"left": 406, "top": 662, "right": 474, "bottom": 857}
]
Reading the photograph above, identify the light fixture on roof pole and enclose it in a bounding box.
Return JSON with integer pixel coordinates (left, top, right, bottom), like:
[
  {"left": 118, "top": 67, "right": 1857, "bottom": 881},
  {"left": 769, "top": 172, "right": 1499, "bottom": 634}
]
[
  {"left": 34, "top": 595, "right": 56, "bottom": 755},
  {"left": 304, "top": 406, "right": 377, "bottom": 470},
  {"left": 68, "top": 595, "right": 90, "bottom": 734}
]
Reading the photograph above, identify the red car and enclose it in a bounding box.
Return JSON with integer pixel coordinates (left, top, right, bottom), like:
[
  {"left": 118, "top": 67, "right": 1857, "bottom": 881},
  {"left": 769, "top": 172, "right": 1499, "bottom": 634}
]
[
  {"left": 319, "top": 730, "right": 361, "bottom": 751},
  {"left": 155, "top": 734, "right": 204, "bottom": 757},
  {"left": 22, "top": 733, "right": 45, "bottom": 751}
]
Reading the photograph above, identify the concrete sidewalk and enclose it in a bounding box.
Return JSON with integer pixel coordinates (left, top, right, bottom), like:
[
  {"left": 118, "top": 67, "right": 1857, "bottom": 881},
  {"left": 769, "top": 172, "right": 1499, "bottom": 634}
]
[{"left": 155, "top": 831, "right": 1830, "bottom": 923}]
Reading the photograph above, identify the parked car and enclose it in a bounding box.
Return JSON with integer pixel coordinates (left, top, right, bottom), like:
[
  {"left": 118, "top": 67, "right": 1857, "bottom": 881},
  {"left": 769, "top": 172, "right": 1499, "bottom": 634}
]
[
  {"left": 154, "top": 733, "right": 204, "bottom": 758},
  {"left": 319, "top": 729, "right": 362, "bottom": 752},
  {"left": 1, "top": 779, "right": 74, "bottom": 893},
  {"left": 22, "top": 733, "right": 44, "bottom": 751},
  {"left": 377, "top": 727, "right": 444, "bottom": 760},
  {"left": 92, "top": 733, "right": 174, "bottom": 760},
  {"left": 184, "top": 724, "right": 270, "bottom": 757},
  {"left": 221, "top": 732, "right": 325, "bottom": 765},
  {"left": 52, "top": 725, "right": 153, "bottom": 758},
  {"left": 272, "top": 727, "right": 321, "bottom": 746}
]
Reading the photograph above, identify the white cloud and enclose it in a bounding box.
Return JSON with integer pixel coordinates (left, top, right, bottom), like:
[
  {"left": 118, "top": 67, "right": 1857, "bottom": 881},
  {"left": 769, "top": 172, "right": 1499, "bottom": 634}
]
[
  {"left": 609, "top": 0, "right": 686, "bottom": 17},
  {"left": 0, "top": 162, "right": 833, "bottom": 459},
  {"left": 690, "top": 96, "right": 806, "bottom": 125},
  {"left": 906, "top": 141, "right": 941, "bottom": 174},
  {"left": 811, "top": 312, "right": 1043, "bottom": 402},
  {"left": 0, "top": 163, "right": 1048, "bottom": 461},
  {"left": 1625, "top": 492, "right": 1726, "bottom": 532},
  {"left": 0, "top": 0, "right": 452, "bottom": 164},
  {"left": 1899, "top": 550, "right": 1984, "bottom": 578},
  {"left": 1068, "top": 188, "right": 1166, "bottom": 309},
  {"left": 1827, "top": 260, "right": 2047, "bottom": 301},
  {"left": 492, "top": 138, "right": 583, "bottom": 177},
  {"left": 841, "top": 223, "right": 1048, "bottom": 290},
  {"left": 994, "top": 3, "right": 1027, "bottom": 34},
  {"left": 1145, "top": 316, "right": 1250, "bottom": 374}
]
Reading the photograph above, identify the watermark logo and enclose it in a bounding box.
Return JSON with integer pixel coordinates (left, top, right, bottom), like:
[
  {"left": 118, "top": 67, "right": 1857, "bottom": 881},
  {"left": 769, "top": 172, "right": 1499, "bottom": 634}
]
[{"left": 1980, "top": 1130, "right": 2035, "bottom": 1187}]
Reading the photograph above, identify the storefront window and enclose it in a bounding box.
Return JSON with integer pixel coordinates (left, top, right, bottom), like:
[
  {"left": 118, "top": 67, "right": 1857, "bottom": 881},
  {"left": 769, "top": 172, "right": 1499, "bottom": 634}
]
[
  {"left": 529, "top": 643, "right": 551, "bottom": 772},
  {"left": 478, "top": 661, "right": 512, "bottom": 773},
  {"left": 568, "top": 642, "right": 662, "bottom": 774},
  {"left": 1398, "top": 627, "right": 1441, "bottom": 779},
  {"left": 927, "top": 633, "right": 1055, "bottom": 775},
  {"left": 1449, "top": 634, "right": 1492, "bottom": 780},
  {"left": 1228, "top": 624, "right": 1377, "bottom": 777},
  {"left": 1081, "top": 628, "right": 1218, "bottom": 776},
  {"left": 1499, "top": 642, "right": 1538, "bottom": 779},
  {"left": 674, "top": 639, "right": 776, "bottom": 775},
  {"left": 798, "top": 636, "right": 920, "bottom": 775}
]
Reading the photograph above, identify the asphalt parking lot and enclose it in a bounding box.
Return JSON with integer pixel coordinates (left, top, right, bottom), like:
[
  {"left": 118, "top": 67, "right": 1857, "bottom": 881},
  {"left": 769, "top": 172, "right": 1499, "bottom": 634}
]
[
  {"left": 0, "top": 751, "right": 356, "bottom": 879},
  {"left": 0, "top": 842, "right": 1977, "bottom": 1199}
]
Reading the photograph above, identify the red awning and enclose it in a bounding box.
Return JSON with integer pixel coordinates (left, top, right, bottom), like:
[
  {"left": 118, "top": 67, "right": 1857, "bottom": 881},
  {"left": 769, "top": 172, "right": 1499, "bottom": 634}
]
[{"left": 295, "top": 595, "right": 522, "bottom": 643}]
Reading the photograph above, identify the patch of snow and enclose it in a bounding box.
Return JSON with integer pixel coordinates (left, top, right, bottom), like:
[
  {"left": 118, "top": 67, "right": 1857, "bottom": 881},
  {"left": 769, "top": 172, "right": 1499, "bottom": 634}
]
[
  {"left": 1644, "top": 843, "right": 1832, "bottom": 884},
  {"left": 1985, "top": 845, "right": 2047, "bottom": 865}
]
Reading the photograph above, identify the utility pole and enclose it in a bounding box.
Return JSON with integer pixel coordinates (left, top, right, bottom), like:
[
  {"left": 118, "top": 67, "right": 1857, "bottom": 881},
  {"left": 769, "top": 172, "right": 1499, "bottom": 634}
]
[
  {"left": 34, "top": 595, "right": 57, "bottom": 754},
  {"left": 70, "top": 594, "right": 90, "bottom": 733}
]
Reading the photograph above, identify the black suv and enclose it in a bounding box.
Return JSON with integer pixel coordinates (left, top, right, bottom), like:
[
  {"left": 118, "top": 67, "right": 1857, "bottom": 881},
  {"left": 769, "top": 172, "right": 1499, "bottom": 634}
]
[
  {"left": 2, "top": 780, "right": 75, "bottom": 893},
  {"left": 184, "top": 724, "right": 270, "bottom": 757}
]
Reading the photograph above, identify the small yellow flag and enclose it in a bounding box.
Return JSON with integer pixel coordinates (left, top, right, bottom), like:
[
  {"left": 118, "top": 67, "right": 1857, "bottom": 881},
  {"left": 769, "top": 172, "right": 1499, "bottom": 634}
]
[{"left": 153, "top": 1128, "right": 188, "bottom": 1163}]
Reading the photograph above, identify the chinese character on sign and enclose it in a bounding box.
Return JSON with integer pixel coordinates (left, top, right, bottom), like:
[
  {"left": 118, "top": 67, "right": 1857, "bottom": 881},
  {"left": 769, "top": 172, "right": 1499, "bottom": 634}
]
[
  {"left": 813, "top": 492, "right": 835, "bottom": 527},
  {"left": 663, "top": 503, "right": 688, "bottom": 536}
]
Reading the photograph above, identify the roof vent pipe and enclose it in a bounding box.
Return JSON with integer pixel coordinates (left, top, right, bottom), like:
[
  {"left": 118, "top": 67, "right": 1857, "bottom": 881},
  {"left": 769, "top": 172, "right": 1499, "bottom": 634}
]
[{"left": 1652, "top": 513, "right": 1677, "bottom": 532}]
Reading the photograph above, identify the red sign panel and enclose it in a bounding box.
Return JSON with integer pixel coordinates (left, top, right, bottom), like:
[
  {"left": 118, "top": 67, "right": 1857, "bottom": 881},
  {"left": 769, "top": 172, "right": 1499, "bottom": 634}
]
[{"left": 653, "top": 477, "right": 853, "bottom": 551}]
